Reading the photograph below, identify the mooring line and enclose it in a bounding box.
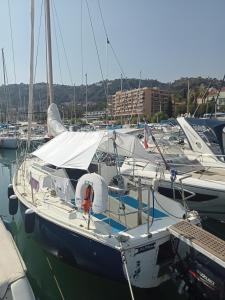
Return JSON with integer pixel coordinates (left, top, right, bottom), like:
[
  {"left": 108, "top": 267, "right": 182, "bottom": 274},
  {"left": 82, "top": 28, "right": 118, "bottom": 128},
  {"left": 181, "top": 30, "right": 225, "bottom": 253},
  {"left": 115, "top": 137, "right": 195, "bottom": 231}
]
[
  {"left": 46, "top": 256, "right": 65, "bottom": 300},
  {"left": 120, "top": 243, "right": 135, "bottom": 300}
]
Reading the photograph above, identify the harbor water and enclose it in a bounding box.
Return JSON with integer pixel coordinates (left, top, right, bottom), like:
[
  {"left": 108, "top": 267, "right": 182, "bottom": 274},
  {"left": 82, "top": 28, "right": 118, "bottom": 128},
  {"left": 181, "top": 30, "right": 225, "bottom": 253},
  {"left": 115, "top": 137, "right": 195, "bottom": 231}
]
[{"left": 0, "top": 149, "right": 224, "bottom": 300}]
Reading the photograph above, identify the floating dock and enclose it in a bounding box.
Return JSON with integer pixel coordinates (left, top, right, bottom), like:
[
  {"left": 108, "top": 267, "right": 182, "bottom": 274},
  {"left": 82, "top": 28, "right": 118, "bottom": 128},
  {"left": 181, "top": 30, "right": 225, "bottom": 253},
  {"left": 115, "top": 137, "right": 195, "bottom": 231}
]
[{"left": 168, "top": 220, "right": 225, "bottom": 268}]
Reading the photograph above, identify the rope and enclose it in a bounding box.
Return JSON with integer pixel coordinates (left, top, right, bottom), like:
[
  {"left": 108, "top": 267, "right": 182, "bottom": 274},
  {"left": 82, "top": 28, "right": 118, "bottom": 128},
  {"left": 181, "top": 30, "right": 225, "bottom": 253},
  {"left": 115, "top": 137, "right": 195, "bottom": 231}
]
[
  {"left": 46, "top": 256, "right": 65, "bottom": 300},
  {"left": 153, "top": 193, "right": 184, "bottom": 219},
  {"left": 120, "top": 242, "right": 135, "bottom": 300}
]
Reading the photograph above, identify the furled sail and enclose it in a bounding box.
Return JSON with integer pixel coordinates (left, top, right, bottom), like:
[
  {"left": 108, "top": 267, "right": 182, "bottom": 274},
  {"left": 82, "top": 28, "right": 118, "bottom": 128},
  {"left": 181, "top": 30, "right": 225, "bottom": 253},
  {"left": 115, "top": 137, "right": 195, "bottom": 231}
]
[{"left": 47, "top": 103, "right": 67, "bottom": 137}]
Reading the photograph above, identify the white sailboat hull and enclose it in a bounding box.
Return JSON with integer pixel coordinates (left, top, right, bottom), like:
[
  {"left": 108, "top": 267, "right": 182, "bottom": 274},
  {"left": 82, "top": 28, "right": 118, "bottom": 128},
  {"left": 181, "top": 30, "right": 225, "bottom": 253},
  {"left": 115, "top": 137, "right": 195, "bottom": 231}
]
[{"left": 0, "top": 137, "right": 18, "bottom": 149}]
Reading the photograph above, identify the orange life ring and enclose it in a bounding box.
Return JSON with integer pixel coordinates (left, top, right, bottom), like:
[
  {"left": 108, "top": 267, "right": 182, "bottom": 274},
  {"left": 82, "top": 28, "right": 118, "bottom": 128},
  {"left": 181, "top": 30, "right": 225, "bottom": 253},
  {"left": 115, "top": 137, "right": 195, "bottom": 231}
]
[{"left": 82, "top": 185, "right": 92, "bottom": 213}]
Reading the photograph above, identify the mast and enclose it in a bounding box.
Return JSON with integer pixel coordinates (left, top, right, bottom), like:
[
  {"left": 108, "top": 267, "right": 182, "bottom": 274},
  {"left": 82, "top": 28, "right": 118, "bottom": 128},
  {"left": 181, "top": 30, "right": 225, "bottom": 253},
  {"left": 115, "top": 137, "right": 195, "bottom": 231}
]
[
  {"left": 138, "top": 71, "right": 141, "bottom": 124},
  {"left": 73, "top": 83, "right": 76, "bottom": 124},
  {"left": 27, "top": 0, "right": 35, "bottom": 150},
  {"left": 45, "top": 0, "right": 54, "bottom": 104},
  {"left": 120, "top": 73, "right": 123, "bottom": 125},
  {"left": 187, "top": 79, "right": 190, "bottom": 115},
  {"left": 1, "top": 48, "right": 8, "bottom": 123},
  {"left": 85, "top": 73, "right": 88, "bottom": 124}
]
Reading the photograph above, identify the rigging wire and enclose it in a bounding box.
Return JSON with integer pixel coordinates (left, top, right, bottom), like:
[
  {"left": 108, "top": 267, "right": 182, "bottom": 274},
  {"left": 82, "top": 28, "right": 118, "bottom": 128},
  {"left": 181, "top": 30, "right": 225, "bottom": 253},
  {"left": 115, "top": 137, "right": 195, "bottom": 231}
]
[
  {"left": 85, "top": 0, "right": 107, "bottom": 99},
  {"left": 7, "top": 0, "right": 16, "bottom": 84},
  {"left": 97, "top": 0, "right": 140, "bottom": 124},
  {"left": 44, "top": 0, "right": 49, "bottom": 106},
  {"left": 97, "top": 0, "right": 132, "bottom": 92},
  {"left": 97, "top": 0, "right": 125, "bottom": 78},
  {"left": 52, "top": 0, "right": 73, "bottom": 85},
  {"left": 34, "top": 0, "right": 44, "bottom": 83},
  {"left": 51, "top": 1, "right": 64, "bottom": 85},
  {"left": 80, "top": 0, "right": 84, "bottom": 85},
  {"left": 8, "top": 0, "right": 20, "bottom": 122}
]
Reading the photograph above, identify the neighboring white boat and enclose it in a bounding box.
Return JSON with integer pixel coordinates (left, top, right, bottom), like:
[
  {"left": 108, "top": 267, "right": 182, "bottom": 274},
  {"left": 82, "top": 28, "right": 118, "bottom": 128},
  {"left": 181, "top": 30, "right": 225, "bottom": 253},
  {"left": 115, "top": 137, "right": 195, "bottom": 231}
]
[
  {"left": 136, "top": 118, "right": 225, "bottom": 221},
  {"left": 176, "top": 117, "right": 225, "bottom": 168},
  {"left": 0, "top": 134, "right": 18, "bottom": 149},
  {"left": 121, "top": 157, "right": 225, "bottom": 221},
  {"left": 0, "top": 218, "right": 35, "bottom": 300}
]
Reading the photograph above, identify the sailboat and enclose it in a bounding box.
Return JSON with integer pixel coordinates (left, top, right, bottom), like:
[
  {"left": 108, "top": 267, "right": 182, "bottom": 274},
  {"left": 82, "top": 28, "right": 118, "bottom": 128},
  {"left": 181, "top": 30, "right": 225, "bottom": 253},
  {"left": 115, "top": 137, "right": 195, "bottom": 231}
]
[
  {"left": 0, "top": 49, "right": 19, "bottom": 149},
  {"left": 13, "top": 120, "right": 202, "bottom": 289},
  {"left": 12, "top": 0, "right": 203, "bottom": 292}
]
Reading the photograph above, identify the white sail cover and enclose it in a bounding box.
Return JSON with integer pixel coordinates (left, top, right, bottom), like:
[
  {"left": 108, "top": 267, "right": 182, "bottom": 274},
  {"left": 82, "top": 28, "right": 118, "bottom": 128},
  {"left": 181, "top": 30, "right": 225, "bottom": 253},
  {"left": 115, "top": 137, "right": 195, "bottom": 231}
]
[
  {"left": 47, "top": 103, "right": 67, "bottom": 137},
  {"left": 33, "top": 131, "right": 155, "bottom": 170}
]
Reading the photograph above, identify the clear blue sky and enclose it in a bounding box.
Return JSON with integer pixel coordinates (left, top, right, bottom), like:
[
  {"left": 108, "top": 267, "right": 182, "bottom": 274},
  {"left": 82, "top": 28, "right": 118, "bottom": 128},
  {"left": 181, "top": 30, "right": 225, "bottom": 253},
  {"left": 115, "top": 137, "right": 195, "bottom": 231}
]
[{"left": 0, "top": 0, "right": 225, "bottom": 85}]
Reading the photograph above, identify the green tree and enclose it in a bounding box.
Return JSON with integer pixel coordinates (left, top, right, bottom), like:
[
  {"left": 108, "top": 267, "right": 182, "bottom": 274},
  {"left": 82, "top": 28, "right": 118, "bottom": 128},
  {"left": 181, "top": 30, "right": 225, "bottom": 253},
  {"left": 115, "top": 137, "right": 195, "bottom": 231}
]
[{"left": 151, "top": 111, "right": 168, "bottom": 123}]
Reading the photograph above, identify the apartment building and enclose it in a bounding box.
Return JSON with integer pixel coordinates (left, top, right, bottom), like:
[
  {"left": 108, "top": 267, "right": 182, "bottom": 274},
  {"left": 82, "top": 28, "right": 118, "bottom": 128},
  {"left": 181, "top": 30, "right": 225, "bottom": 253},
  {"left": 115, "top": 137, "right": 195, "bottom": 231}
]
[
  {"left": 83, "top": 110, "right": 106, "bottom": 121},
  {"left": 109, "top": 87, "right": 171, "bottom": 118}
]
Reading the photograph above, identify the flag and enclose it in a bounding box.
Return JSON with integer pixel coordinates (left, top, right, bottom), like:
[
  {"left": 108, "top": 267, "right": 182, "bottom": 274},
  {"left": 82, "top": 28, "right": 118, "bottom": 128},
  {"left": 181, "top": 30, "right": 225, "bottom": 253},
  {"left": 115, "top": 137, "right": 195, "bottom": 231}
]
[{"left": 144, "top": 123, "right": 151, "bottom": 149}]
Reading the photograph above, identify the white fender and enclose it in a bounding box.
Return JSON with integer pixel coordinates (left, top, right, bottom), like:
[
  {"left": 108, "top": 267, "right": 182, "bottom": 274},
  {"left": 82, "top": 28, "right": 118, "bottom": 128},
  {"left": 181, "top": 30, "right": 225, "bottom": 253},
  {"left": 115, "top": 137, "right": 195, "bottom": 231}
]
[{"left": 75, "top": 173, "right": 108, "bottom": 214}]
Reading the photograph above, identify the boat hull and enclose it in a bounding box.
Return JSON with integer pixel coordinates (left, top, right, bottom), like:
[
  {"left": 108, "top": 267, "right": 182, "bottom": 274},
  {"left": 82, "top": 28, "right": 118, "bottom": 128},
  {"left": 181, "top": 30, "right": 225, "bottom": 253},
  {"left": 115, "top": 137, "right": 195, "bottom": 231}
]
[
  {"left": 19, "top": 202, "right": 125, "bottom": 283},
  {"left": 158, "top": 181, "right": 225, "bottom": 221},
  {"left": 0, "top": 137, "right": 18, "bottom": 149}
]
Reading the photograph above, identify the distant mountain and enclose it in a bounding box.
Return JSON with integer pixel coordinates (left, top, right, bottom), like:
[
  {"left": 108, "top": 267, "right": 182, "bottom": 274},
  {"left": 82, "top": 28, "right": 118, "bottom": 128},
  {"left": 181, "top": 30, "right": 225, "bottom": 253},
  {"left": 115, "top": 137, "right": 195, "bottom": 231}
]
[{"left": 0, "top": 76, "right": 223, "bottom": 119}]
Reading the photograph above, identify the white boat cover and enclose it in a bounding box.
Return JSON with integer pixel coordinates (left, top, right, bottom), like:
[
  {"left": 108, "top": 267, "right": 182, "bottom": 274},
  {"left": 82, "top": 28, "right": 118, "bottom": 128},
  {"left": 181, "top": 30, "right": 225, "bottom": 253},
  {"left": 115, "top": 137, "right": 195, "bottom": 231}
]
[
  {"left": 47, "top": 103, "right": 67, "bottom": 137},
  {"left": 0, "top": 219, "right": 26, "bottom": 298},
  {"left": 33, "top": 131, "right": 106, "bottom": 170},
  {"left": 33, "top": 131, "right": 155, "bottom": 170},
  {"left": 99, "top": 131, "right": 156, "bottom": 161}
]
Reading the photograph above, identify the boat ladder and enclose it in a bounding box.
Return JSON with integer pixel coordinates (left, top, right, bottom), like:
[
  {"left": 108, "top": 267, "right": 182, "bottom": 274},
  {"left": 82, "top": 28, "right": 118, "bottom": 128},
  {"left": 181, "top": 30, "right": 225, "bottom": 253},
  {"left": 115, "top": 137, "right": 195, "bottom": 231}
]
[{"left": 168, "top": 220, "right": 225, "bottom": 268}]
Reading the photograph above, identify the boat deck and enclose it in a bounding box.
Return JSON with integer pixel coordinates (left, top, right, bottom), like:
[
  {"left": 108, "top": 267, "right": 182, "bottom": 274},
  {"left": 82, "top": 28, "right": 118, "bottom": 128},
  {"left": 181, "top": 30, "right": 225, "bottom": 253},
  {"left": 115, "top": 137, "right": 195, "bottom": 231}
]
[
  {"left": 192, "top": 168, "right": 225, "bottom": 182},
  {"left": 168, "top": 221, "right": 225, "bottom": 268},
  {"left": 15, "top": 158, "right": 183, "bottom": 237}
]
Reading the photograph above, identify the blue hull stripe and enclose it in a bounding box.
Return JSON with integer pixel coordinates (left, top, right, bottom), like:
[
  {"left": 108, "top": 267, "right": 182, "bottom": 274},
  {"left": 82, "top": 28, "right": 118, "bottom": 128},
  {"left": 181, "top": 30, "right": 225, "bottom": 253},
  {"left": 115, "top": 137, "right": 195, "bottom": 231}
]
[
  {"left": 109, "top": 192, "right": 167, "bottom": 218},
  {"left": 93, "top": 213, "right": 127, "bottom": 232}
]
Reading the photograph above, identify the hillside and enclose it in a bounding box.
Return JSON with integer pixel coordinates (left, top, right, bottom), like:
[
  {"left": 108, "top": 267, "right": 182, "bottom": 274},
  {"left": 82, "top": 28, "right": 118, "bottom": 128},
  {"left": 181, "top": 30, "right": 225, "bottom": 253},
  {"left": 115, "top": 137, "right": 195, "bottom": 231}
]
[{"left": 0, "top": 76, "right": 223, "bottom": 120}]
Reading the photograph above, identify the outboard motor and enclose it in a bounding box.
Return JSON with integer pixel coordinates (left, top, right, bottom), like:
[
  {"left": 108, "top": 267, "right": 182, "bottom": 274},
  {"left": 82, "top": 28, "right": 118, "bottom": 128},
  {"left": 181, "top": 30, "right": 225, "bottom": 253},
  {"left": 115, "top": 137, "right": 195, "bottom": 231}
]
[
  {"left": 171, "top": 252, "right": 225, "bottom": 300},
  {"left": 187, "top": 253, "right": 225, "bottom": 299}
]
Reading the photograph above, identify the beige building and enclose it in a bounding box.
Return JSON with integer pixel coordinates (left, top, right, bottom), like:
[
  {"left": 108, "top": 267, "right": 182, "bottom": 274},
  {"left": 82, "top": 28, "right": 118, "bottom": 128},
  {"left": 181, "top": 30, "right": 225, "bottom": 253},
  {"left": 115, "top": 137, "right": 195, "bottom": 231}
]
[{"left": 109, "top": 87, "right": 171, "bottom": 118}]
